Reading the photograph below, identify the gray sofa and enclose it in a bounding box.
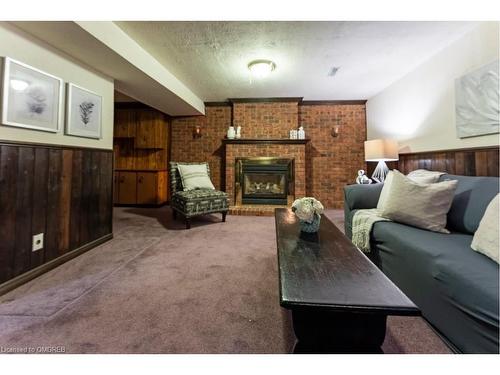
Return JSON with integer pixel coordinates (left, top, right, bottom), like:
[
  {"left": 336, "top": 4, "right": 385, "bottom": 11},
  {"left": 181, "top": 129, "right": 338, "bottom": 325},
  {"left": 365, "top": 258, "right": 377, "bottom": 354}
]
[{"left": 344, "top": 174, "right": 499, "bottom": 353}]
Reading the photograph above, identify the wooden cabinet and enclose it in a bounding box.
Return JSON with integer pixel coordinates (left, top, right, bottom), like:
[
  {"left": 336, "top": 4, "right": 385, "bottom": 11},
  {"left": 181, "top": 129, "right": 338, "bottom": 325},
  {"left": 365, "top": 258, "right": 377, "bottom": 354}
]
[
  {"left": 137, "top": 172, "right": 157, "bottom": 204},
  {"left": 114, "top": 109, "right": 136, "bottom": 138},
  {"left": 116, "top": 171, "right": 137, "bottom": 205},
  {"left": 114, "top": 107, "right": 169, "bottom": 170},
  {"left": 113, "top": 105, "right": 169, "bottom": 206},
  {"left": 135, "top": 110, "right": 166, "bottom": 149},
  {"left": 114, "top": 170, "right": 167, "bottom": 206}
]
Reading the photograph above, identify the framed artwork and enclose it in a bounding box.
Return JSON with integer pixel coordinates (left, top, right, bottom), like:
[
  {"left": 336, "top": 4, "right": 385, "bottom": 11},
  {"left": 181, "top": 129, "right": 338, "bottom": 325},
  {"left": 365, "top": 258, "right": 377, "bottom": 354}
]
[
  {"left": 455, "top": 60, "right": 500, "bottom": 138},
  {"left": 66, "top": 83, "right": 102, "bottom": 139},
  {"left": 1, "top": 57, "right": 63, "bottom": 132}
]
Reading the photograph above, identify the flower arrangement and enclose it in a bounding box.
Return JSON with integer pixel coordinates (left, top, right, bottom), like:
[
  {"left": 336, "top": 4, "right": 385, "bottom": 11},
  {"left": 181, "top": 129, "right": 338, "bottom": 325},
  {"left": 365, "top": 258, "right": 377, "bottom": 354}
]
[{"left": 291, "top": 197, "right": 324, "bottom": 233}]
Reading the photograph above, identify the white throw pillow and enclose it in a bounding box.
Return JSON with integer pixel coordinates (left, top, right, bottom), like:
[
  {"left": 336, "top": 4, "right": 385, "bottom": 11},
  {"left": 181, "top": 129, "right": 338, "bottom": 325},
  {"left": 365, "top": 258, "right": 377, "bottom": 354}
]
[
  {"left": 407, "top": 169, "right": 444, "bottom": 183},
  {"left": 377, "top": 170, "right": 394, "bottom": 211},
  {"left": 471, "top": 194, "right": 499, "bottom": 264},
  {"left": 379, "top": 170, "right": 458, "bottom": 233},
  {"left": 407, "top": 175, "right": 440, "bottom": 184},
  {"left": 177, "top": 163, "right": 215, "bottom": 191}
]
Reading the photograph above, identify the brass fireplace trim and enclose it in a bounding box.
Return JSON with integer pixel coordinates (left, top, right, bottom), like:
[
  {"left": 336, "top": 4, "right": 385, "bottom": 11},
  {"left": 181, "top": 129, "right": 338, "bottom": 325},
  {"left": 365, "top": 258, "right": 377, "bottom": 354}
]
[{"left": 234, "top": 157, "right": 295, "bottom": 206}]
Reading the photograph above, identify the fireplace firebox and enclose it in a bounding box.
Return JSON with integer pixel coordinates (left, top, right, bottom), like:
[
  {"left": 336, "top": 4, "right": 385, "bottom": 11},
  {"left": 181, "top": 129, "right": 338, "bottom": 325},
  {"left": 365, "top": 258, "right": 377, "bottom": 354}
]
[{"left": 235, "top": 158, "right": 294, "bottom": 205}]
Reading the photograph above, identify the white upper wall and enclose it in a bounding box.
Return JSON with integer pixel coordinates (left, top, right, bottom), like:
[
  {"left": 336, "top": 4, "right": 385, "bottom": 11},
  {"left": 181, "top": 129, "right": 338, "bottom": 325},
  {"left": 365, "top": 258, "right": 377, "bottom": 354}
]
[
  {"left": 0, "top": 22, "right": 114, "bottom": 149},
  {"left": 366, "top": 22, "right": 499, "bottom": 153}
]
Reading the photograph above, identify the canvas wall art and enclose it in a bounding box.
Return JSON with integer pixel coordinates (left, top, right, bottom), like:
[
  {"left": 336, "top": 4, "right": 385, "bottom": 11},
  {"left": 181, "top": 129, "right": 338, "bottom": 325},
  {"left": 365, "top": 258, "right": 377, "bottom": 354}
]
[
  {"left": 1, "top": 57, "right": 63, "bottom": 132},
  {"left": 66, "top": 83, "right": 102, "bottom": 139},
  {"left": 455, "top": 60, "right": 500, "bottom": 138}
]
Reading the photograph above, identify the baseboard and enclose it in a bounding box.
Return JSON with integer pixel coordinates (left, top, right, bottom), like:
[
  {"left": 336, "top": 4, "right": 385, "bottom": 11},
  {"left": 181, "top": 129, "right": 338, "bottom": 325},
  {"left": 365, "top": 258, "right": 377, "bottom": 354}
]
[
  {"left": 114, "top": 203, "right": 168, "bottom": 208},
  {"left": 0, "top": 233, "right": 113, "bottom": 297}
]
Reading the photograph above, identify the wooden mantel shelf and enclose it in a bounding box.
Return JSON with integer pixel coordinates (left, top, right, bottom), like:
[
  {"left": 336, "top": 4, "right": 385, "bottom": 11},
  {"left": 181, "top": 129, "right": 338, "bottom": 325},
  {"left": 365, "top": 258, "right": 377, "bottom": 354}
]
[{"left": 222, "top": 138, "right": 310, "bottom": 145}]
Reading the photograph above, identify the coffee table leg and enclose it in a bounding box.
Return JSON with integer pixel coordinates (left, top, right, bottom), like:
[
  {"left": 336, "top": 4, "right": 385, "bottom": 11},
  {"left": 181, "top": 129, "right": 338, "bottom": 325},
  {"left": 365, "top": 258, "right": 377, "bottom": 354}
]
[{"left": 290, "top": 308, "right": 387, "bottom": 353}]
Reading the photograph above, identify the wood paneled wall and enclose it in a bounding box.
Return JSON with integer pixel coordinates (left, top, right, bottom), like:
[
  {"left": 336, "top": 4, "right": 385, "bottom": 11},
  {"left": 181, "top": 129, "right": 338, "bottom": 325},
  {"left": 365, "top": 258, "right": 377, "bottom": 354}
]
[
  {"left": 367, "top": 146, "right": 499, "bottom": 177},
  {"left": 0, "top": 142, "right": 113, "bottom": 287}
]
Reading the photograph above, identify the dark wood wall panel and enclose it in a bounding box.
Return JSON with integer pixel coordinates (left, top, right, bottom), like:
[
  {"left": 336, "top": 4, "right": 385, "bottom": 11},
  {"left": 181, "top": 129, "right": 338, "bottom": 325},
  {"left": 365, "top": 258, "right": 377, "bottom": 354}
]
[
  {"left": 367, "top": 146, "right": 499, "bottom": 178},
  {"left": 398, "top": 147, "right": 499, "bottom": 177},
  {"left": 0, "top": 142, "right": 113, "bottom": 285}
]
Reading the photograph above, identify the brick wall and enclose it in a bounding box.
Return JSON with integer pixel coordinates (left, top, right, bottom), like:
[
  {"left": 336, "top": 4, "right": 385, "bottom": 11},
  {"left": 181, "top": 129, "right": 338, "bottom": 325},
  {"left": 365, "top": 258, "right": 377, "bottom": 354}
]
[
  {"left": 299, "top": 104, "right": 367, "bottom": 208},
  {"left": 170, "top": 101, "right": 366, "bottom": 208},
  {"left": 170, "top": 106, "right": 231, "bottom": 190},
  {"left": 232, "top": 102, "right": 298, "bottom": 138}
]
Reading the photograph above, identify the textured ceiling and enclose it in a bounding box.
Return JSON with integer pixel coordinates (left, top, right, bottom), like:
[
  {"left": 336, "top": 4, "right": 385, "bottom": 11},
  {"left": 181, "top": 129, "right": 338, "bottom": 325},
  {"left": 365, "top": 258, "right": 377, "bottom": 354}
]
[{"left": 116, "top": 21, "right": 477, "bottom": 101}]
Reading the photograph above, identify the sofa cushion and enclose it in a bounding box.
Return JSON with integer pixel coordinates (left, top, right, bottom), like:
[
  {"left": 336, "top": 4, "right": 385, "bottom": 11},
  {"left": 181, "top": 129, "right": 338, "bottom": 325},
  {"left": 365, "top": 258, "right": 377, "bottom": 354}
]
[
  {"left": 371, "top": 221, "right": 499, "bottom": 353},
  {"left": 440, "top": 174, "right": 500, "bottom": 234}
]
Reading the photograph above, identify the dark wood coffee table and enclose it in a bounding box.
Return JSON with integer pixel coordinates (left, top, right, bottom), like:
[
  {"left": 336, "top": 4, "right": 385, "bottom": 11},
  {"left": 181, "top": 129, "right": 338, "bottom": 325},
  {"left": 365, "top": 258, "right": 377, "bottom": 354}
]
[{"left": 275, "top": 208, "right": 420, "bottom": 353}]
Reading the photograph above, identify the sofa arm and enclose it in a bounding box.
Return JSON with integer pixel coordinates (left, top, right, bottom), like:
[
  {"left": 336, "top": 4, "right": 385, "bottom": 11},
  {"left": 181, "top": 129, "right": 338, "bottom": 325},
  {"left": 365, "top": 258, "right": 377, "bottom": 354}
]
[
  {"left": 343, "top": 184, "right": 384, "bottom": 239},
  {"left": 344, "top": 183, "right": 384, "bottom": 211}
]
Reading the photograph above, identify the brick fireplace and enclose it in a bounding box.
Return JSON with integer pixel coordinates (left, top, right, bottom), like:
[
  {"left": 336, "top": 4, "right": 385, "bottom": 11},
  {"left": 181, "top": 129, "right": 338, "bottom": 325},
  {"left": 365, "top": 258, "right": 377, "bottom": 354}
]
[{"left": 223, "top": 139, "right": 308, "bottom": 215}]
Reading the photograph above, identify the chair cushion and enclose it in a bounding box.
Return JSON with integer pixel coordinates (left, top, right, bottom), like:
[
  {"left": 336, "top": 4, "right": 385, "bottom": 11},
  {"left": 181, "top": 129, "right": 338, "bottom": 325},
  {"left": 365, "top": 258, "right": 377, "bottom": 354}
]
[{"left": 171, "top": 189, "right": 228, "bottom": 217}]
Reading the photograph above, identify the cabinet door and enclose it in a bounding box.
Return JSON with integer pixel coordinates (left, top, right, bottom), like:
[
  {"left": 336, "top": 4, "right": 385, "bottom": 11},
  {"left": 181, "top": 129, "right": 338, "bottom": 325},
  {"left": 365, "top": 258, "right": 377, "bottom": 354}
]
[
  {"left": 114, "top": 109, "right": 136, "bottom": 138},
  {"left": 137, "top": 172, "right": 157, "bottom": 204},
  {"left": 118, "top": 172, "right": 137, "bottom": 204},
  {"left": 157, "top": 171, "right": 168, "bottom": 204},
  {"left": 113, "top": 172, "right": 120, "bottom": 204}
]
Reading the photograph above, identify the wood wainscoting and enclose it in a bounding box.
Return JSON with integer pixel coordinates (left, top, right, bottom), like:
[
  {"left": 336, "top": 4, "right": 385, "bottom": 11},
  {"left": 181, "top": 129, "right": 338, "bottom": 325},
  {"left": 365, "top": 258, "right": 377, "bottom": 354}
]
[
  {"left": 0, "top": 141, "right": 113, "bottom": 294},
  {"left": 367, "top": 146, "right": 499, "bottom": 177}
]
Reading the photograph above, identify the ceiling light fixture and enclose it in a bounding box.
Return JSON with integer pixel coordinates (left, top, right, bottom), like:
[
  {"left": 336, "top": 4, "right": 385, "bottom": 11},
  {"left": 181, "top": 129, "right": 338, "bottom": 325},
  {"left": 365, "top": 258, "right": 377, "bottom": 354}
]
[{"left": 248, "top": 59, "right": 276, "bottom": 78}]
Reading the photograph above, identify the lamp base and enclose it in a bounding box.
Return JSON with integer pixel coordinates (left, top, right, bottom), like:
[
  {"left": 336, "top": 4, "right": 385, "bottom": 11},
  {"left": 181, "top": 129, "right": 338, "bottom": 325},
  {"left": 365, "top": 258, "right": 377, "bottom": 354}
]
[{"left": 371, "top": 161, "right": 389, "bottom": 183}]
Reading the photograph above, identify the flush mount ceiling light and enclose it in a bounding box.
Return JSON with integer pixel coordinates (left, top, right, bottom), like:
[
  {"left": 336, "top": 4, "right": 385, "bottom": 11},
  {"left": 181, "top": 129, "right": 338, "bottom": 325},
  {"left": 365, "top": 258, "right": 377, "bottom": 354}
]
[{"left": 248, "top": 59, "right": 276, "bottom": 78}]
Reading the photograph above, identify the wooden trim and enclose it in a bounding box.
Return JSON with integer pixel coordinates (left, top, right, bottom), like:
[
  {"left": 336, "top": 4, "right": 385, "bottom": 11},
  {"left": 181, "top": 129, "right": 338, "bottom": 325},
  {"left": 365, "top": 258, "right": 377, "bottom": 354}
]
[
  {"left": 0, "top": 234, "right": 113, "bottom": 296},
  {"left": 207, "top": 99, "right": 368, "bottom": 106},
  {"left": 0, "top": 140, "right": 113, "bottom": 152},
  {"left": 399, "top": 145, "right": 499, "bottom": 155},
  {"left": 300, "top": 100, "right": 367, "bottom": 106},
  {"left": 115, "top": 102, "right": 155, "bottom": 110},
  {"left": 114, "top": 168, "right": 168, "bottom": 172},
  {"left": 204, "top": 101, "right": 232, "bottom": 107},
  {"left": 222, "top": 138, "right": 310, "bottom": 145},
  {"left": 228, "top": 97, "right": 303, "bottom": 104}
]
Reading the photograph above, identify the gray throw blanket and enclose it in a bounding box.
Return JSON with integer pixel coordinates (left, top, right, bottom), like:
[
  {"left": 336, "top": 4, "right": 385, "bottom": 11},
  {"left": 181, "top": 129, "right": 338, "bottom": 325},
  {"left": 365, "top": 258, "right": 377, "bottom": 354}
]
[{"left": 352, "top": 209, "right": 389, "bottom": 253}]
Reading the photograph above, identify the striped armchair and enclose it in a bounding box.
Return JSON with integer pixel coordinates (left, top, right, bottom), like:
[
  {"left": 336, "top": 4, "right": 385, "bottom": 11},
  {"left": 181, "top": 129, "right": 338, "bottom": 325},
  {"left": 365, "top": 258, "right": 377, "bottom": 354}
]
[{"left": 169, "top": 162, "right": 229, "bottom": 229}]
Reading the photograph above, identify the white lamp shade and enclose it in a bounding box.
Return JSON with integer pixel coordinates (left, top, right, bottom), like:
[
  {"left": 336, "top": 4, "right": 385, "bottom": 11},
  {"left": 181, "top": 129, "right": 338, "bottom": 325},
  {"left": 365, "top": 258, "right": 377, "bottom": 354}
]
[{"left": 364, "top": 139, "right": 399, "bottom": 161}]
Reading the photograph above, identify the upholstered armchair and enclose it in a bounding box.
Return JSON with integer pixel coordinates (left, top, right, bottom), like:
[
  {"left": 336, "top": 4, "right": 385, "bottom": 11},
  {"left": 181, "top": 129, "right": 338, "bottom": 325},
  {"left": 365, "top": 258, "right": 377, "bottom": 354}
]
[{"left": 169, "top": 162, "right": 229, "bottom": 229}]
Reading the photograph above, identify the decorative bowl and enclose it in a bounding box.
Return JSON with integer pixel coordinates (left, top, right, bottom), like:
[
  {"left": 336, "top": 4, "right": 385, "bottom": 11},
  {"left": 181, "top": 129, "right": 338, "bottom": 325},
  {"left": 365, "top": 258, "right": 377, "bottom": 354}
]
[{"left": 299, "top": 213, "right": 321, "bottom": 233}]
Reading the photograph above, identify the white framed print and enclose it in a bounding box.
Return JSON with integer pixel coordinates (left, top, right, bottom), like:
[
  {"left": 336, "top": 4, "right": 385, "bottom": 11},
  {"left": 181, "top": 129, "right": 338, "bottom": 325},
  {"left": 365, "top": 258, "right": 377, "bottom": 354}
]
[
  {"left": 66, "top": 83, "right": 102, "bottom": 139},
  {"left": 1, "top": 57, "right": 63, "bottom": 133}
]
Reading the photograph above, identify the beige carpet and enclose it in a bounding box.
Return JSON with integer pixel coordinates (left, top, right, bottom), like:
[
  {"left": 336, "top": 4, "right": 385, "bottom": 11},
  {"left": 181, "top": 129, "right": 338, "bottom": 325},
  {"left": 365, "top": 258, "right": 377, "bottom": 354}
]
[{"left": 0, "top": 206, "right": 451, "bottom": 353}]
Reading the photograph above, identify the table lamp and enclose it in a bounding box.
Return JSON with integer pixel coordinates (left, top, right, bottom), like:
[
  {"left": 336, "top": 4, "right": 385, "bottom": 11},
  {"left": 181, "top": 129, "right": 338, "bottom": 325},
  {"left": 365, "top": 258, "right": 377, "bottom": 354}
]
[{"left": 364, "top": 139, "right": 399, "bottom": 183}]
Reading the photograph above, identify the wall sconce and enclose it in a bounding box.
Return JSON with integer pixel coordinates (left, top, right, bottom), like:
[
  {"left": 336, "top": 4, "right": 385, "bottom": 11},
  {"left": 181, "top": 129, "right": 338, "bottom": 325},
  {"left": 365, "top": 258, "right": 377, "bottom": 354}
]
[
  {"left": 331, "top": 126, "right": 339, "bottom": 138},
  {"left": 193, "top": 125, "right": 202, "bottom": 139}
]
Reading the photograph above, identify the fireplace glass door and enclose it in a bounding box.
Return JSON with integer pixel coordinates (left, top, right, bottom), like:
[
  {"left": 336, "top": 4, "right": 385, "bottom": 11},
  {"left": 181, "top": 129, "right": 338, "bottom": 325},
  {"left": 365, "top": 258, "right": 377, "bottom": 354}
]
[{"left": 241, "top": 161, "right": 289, "bottom": 205}]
